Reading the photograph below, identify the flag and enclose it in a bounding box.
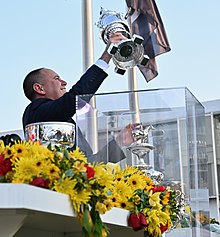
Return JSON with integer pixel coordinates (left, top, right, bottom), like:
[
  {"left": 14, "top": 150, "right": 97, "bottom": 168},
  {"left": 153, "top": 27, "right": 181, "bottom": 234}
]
[{"left": 125, "top": 0, "right": 171, "bottom": 82}]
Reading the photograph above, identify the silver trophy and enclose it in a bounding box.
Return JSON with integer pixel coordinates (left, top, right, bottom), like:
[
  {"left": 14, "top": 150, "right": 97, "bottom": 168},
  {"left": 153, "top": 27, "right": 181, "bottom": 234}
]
[
  {"left": 25, "top": 122, "right": 75, "bottom": 149},
  {"left": 127, "top": 123, "right": 164, "bottom": 184},
  {"left": 96, "top": 7, "right": 149, "bottom": 75}
]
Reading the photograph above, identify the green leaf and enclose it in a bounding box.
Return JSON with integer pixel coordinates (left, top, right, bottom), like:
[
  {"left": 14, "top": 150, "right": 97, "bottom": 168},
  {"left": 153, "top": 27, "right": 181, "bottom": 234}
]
[
  {"left": 81, "top": 171, "right": 87, "bottom": 180},
  {"left": 90, "top": 208, "right": 103, "bottom": 237},
  {"left": 82, "top": 209, "right": 92, "bottom": 234},
  {"left": 47, "top": 143, "right": 52, "bottom": 151},
  {"left": 0, "top": 176, "right": 5, "bottom": 182},
  {"left": 64, "top": 149, "right": 70, "bottom": 159},
  {"left": 106, "top": 190, "right": 112, "bottom": 196},
  {"left": 65, "top": 169, "right": 74, "bottom": 177}
]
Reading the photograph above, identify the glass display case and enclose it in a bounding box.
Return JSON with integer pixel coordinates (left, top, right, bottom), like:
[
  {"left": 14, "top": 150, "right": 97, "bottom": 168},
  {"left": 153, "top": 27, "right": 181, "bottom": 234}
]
[{"left": 76, "top": 87, "right": 210, "bottom": 236}]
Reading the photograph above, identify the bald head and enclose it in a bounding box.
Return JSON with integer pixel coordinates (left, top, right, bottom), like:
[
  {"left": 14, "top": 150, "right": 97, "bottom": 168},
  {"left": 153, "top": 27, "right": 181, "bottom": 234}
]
[{"left": 23, "top": 68, "right": 45, "bottom": 101}]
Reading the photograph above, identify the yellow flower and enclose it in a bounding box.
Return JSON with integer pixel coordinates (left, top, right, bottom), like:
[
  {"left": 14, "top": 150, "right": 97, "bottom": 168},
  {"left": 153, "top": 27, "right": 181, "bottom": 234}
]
[
  {"left": 109, "top": 193, "right": 121, "bottom": 208},
  {"left": 144, "top": 175, "right": 155, "bottom": 191},
  {"left": 69, "top": 147, "right": 87, "bottom": 162},
  {"left": 161, "top": 191, "right": 170, "bottom": 205},
  {"left": 47, "top": 164, "right": 60, "bottom": 179},
  {"left": 132, "top": 194, "right": 141, "bottom": 205},
  {"left": 114, "top": 172, "right": 126, "bottom": 183},
  {"left": 117, "top": 196, "right": 132, "bottom": 210},
  {"left": 157, "top": 210, "right": 170, "bottom": 226},
  {"left": 73, "top": 161, "right": 87, "bottom": 174},
  {"left": 12, "top": 156, "right": 40, "bottom": 183},
  {"left": 10, "top": 141, "right": 29, "bottom": 160},
  {"left": 54, "top": 177, "right": 91, "bottom": 213},
  {"left": 105, "top": 162, "right": 120, "bottom": 174},
  {"left": 185, "top": 205, "right": 191, "bottom": 213},
  {"left": 96, "top": 199, "right": 113, "bottom": 214},
  {"left": 54, "top": 151, "right": 64, "bottom": 160},
  {"left": 101, "top": 227, "right": 108, "bottom": 237},
  {"left": 0, "top": 140, "right": 5, "bottom": 153},
  {"left": 3, "top": 145, "right": 15, "bottom": 159},
  {"left": 147, "top": 223, "right": 161, "bottom": 237},
  {"left": 112, "top": 180, "right": 133, "bottom": 199},
  {"left": 107, "top": 189, "right": 133, "bottom": 211},
  {"left": 93, "top": 164, "right": 114, "bottom": 187},
  {"left": 91, "top": 188, "right": 102, "bottom": 197},
  {"left": 126, "top": 172, "right": 147, "bottom": 191},
  {"left": 70, "top": 189, "right": 92, "bottom": 213},
  {"left": 149, "top": 191, "right": 162, "bottom": 209},
  {"left": 54, "top": 177, "right": 77, "bottom": 194},
  {"left": 147, "top": 210, "right": 170, "bottom": 236},
  {"left": 119, "top": 165, "right": 138, "bottom": 177}
]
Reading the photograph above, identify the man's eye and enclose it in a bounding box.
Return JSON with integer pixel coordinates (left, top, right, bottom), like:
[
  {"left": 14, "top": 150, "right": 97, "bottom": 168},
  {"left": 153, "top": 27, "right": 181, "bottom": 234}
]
[{"left": 54, "top": 76, "right": 60, "bottom": 80}]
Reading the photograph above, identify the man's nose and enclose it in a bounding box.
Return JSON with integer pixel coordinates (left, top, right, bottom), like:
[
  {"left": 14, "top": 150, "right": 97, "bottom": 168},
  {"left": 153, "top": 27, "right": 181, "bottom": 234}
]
[{"left": 59, "top": 78, "right": 67, "bottom": 85}]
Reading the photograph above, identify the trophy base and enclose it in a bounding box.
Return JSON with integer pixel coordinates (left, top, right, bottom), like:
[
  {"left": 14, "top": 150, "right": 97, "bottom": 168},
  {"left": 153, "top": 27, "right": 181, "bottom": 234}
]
[
  {"left": 135, "top": 163, "right": 164, "bottom": 184},
  {"left": 127, "top": 142, "right": 155, "bottom": 158},
  {"left": 109, "top": 36, "right": 149, "bottom": 72}
]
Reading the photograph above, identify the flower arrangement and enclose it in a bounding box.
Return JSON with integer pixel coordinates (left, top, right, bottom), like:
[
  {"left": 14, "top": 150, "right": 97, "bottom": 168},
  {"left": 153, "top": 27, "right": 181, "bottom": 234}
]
[{"left": 0, "top": 140, "right": 183, "bottom": 237}]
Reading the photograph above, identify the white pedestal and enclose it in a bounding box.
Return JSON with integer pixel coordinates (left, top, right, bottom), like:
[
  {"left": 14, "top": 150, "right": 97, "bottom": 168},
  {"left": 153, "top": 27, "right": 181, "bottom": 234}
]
[
  {"left": 0, "top": 184, "right": 143, "bottom": 237},
  {"left": 1, "top": 184, "right": 216, "bottom": 237}
]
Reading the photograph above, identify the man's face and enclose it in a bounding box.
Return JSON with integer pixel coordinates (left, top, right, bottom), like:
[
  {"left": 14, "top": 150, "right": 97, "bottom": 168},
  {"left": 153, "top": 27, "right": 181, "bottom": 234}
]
[{"left": 40, "top": 69, "right": 67, "bottom": 100}]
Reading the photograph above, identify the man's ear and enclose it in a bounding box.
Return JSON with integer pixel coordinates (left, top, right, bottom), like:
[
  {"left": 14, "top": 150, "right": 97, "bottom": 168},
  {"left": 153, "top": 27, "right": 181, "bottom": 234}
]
[{"left": 33, "top": 83, "right": 46, "bottom": 95}]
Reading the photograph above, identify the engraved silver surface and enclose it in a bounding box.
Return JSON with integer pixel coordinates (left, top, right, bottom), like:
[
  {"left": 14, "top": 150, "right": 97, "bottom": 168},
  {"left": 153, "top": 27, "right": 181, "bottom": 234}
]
[
  {"left": 96, "top": 8, "right": 130, "bottom": 44},
  {"left": 25, "top": 122, "right": 75, "bottom": 148}
]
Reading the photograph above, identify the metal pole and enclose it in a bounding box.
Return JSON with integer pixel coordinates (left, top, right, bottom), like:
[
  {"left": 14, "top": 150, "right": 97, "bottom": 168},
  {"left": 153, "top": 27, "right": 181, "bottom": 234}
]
[
  {"left": 82, "top": 0, "right": 98, "bottom": 153},
  {"left": 127, "top": 12, "right": 141, "bottom": 167},
  {"left": 126, "top": 8, "right": 141, "bottom": 124},
  {"left": 128, "top": 67, "right": 141, "bottom": 124},
  {"left": 128, "top": 67, "right": 141, "bottom": 167},
  {"left": 82, "top": 0, "right": 94, "bottom": 70}
]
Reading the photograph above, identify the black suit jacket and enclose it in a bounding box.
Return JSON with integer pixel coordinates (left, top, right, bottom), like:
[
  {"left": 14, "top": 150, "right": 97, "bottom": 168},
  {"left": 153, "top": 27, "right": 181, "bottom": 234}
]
[{"left": 22, "top": 64, "right": 125, "bottom": 163}]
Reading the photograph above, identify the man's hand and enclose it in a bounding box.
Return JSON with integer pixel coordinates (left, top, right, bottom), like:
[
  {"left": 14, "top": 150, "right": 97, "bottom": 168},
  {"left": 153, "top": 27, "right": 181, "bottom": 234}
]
[
  {"left": 115, "top": 124, "right": 136, "bottom": 147},
  {"left": 108, "top": 32, "right": 127, "bottom": 44},
  {"left": 100, "top": 33, "right": 127, "bottom": 63}
]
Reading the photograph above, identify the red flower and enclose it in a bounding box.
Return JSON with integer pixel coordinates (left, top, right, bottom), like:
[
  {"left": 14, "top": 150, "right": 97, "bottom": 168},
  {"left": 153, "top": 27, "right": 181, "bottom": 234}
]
[
  {"left": 84, "top": 164, "right": 95, "bottom": 179},
  {"left": 152, "top": 185, "right": 166, "bottom": 193},
  {"left": 138, "top": 212, "right": 148, "bottom": 226},
  {"left": 128, "top": 212, "right": 148, "bottom": 231},
  {"left": 30, "top": 177, "right": 49, "bottom": 188},
  {"left": 0, "top": 154, "right": 4, "bottom": 162},
  {"left": 0, "top": 154, "right": 12, "bottom": 176},
  {"left": 160, "top": 224, "right": 168, "bottom": 233}
]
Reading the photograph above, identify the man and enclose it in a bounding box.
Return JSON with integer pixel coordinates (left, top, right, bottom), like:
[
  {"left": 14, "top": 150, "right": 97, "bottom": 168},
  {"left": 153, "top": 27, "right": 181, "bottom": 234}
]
[{"left": 22, "top": 33, "right": 132, "bottom": 162}]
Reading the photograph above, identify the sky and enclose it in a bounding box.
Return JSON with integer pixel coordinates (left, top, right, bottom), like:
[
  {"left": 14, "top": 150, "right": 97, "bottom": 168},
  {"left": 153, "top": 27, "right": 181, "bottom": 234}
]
[{"left": 1, "top": 0, "right": 220, "bottom": 132}]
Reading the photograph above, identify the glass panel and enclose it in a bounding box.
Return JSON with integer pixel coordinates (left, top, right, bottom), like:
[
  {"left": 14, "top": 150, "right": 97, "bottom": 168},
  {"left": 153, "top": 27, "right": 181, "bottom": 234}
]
[
  {"left": 76, "top": 87, "right": 209, "bottom": 237},
  {"left": 214, "top": 115, "right": 220, "bottom": 195},
  {"left": 205, "top": 114, "right": 216, "bottom": 197}
]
